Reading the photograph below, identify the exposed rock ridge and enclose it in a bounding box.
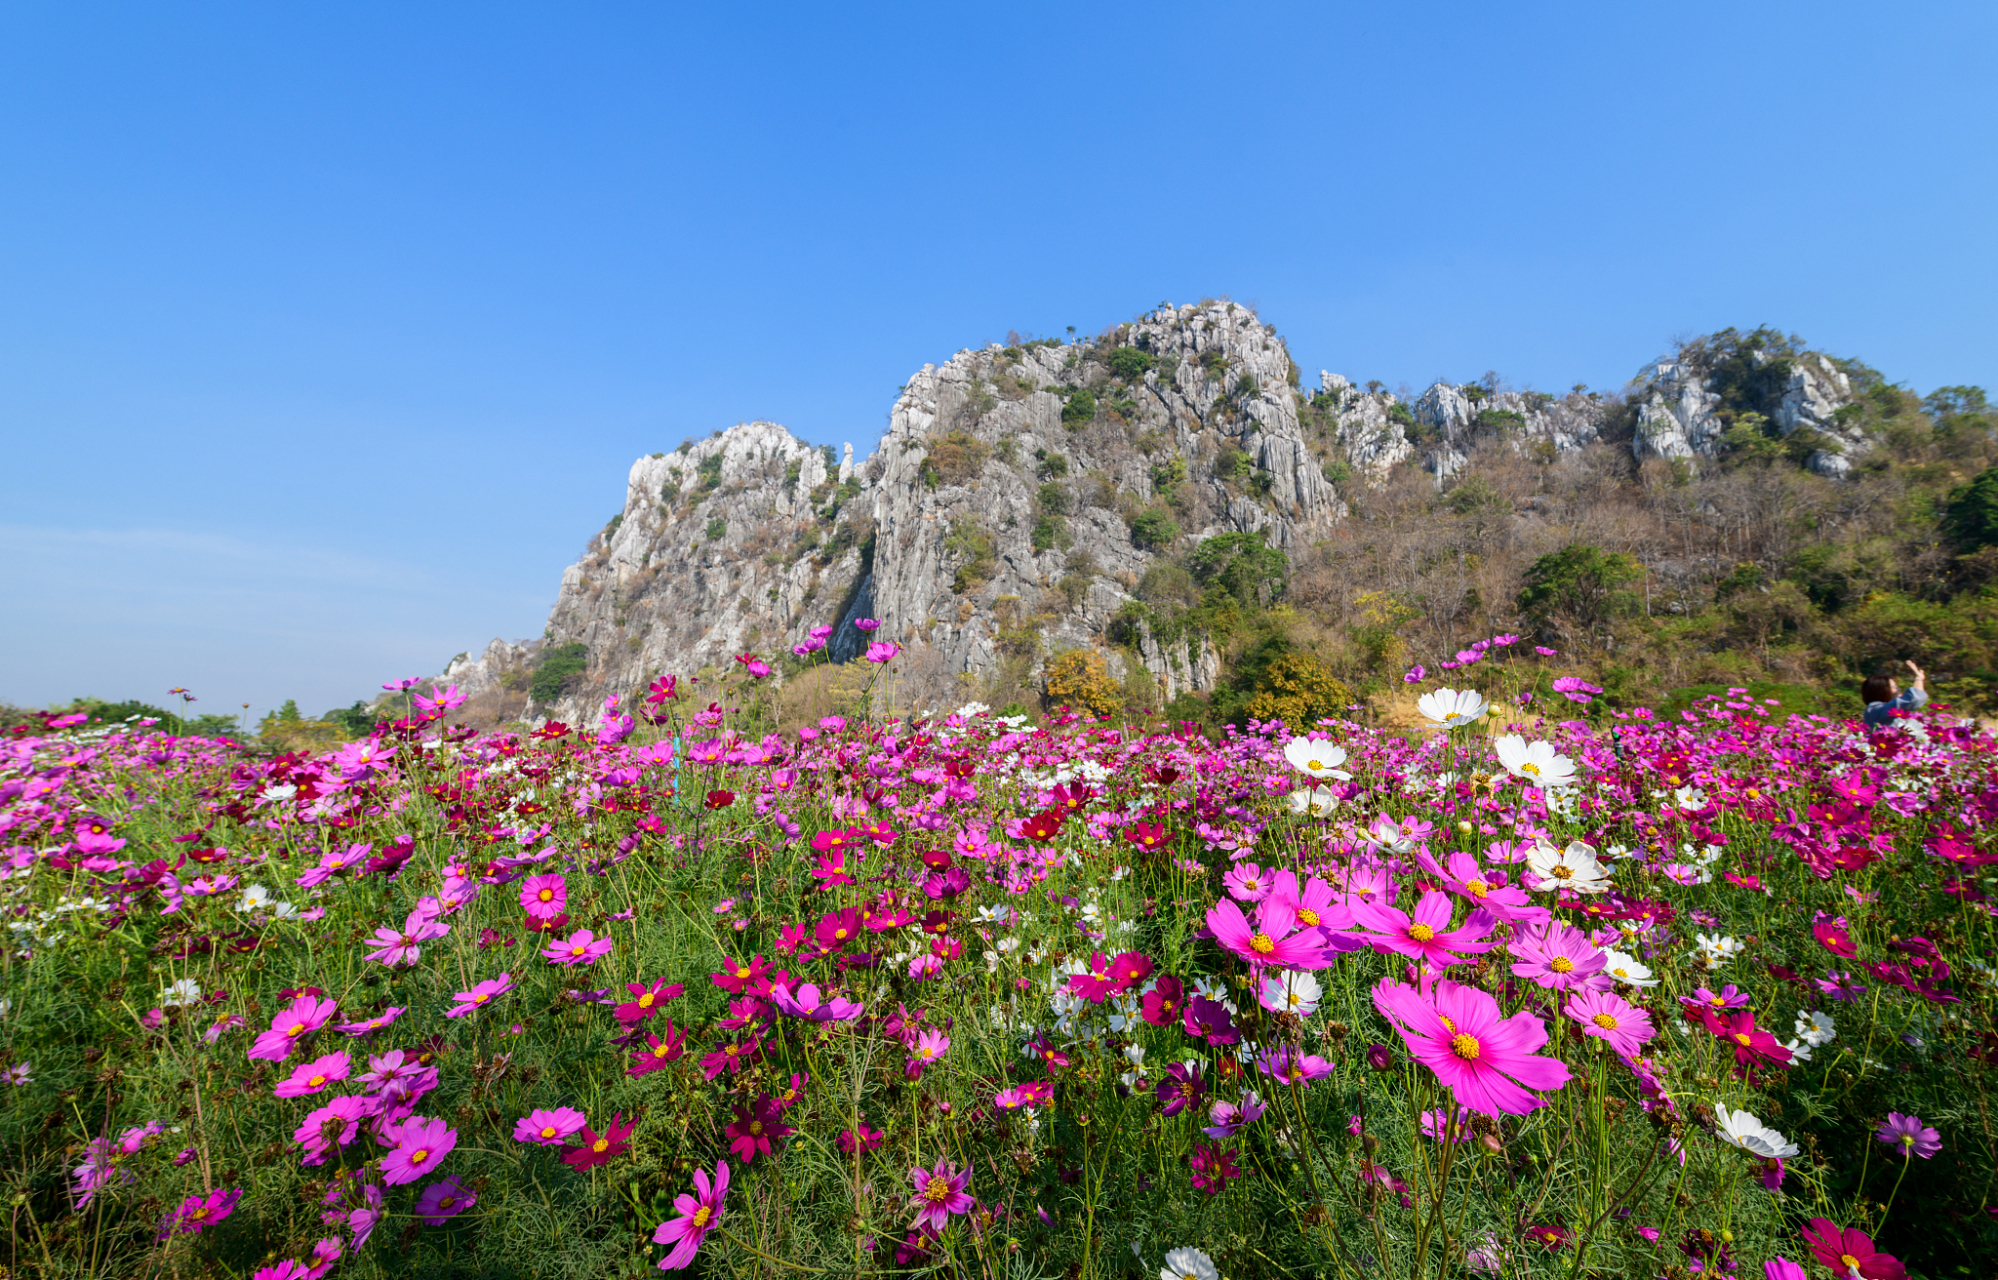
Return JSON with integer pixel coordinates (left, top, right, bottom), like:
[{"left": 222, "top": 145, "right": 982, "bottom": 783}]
[{"left": 434, "top": 307, "right": 1882, "bottom": 723}]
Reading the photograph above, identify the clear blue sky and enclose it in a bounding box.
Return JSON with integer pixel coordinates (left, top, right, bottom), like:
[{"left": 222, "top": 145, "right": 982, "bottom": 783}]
[{"left": 3, "top": 1, "right": 1993, "bottom": 722}]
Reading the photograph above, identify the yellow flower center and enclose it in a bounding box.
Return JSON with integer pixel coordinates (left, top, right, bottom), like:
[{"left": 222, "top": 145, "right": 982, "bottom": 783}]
[
  {"left": 693, "top": 1205, "right": 713, "bottom": 1228},
  {"left": 474, "top": 993, "right": 490, "bottom": 1004},
  {"left": 638, "top": 994, "right": 654, "bottom": 1008},
  {"left": 570, "top": 945, "right": 586, "bottom": 956},
  {"left": 593, "top": 1138, "right": 609, "bottom": 1153},
  {"left": 1521, "top": 762, "right": 1542, "bottom": 776},
  {"left": 1550, "top": 864, "right": 1572, "bottom": 879},
  {"left": 1450, "top": 1033, "right": 1481, "bottom": 1060},
  {"left": 438, "top": 1195, "right": 457, "bottom": 1211},
  {"left": 287, "top": 1022, "right": 306, "bottom": 1037},
  {"left": 834, "top": 928, "right": 848, "bottom": 940},
  {"left": 1591, "top": 1013, "right": 1619, "bottom": 1030},
  {"left": 1466, "top": 880, "right": 1490, "bottom": 896},
  {"left": 540, "top": 1126, "right": 557, "bottom": 1139},
  {"left": 653, "top": 1043, "right": 673, "bottom": 1059},
  {"left": 1297, "top": 908, "right": 1319, "bottom": 926},
  {"left": 925, "top": 1176, "right": 952, "bottom": 1202},
  {"left": 748, "top": 1121, "right": 763, "bottom": 1136},
  {"left": 1307, "top": 759, "right": 1323, "bottom": 771},
  {"left": 735, "top": 967, "right": 750, "bottom": 979},
  {"left": 1841, "top": 1256, "right": 1860, "bottom": 1270},
  {"left": 410, "top": 1148, "right": 430, "bottom": 1165},
  {"left": 1550, "top": 956, "right": 1575, "bottom": 973},
  {"left": 1249, "top": 934, "right": 1275, "bottom": 955},
  {"left": 1407, "top": 924, "right": 1436, "bottom": 942},
  {"left": 538, "top": 889, "right": 554, "bottom": 902},
  {"left": 1734, "top": 1033, "right": 1753, "bottom": 1047},
  {"left": 307, "top": 1074, "right": 326, "bottom": 1087},
  {"left": 1438, "top": 1015, "right": 1456, "bottom": 1032}
]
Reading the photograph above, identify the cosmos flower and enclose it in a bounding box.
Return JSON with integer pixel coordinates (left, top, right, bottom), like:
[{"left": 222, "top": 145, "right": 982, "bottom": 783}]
[
  {"left": 1874, "top": 1112, "right": 1940, "bottom": 1160},
  {"left": 1714, "top": 1106, "right": 1799, "bottom": 1159},
  {"left": 1800, "top": 1219, "right": 1905, "bottom": 1280},
  {"left": 1161, "top": 1247, "right": 1219, "bottom": 1280},
  {"left": 725, "top": 1095, "right": 792, "bottom": 1163},
  {"left": 248, "top": 995, "right": 338, "bottom": 1063},
  {"left": 906, "top": 1159, "right": 973, "bottom": 1233},
  {"left": 381, "top": 1115, "right": 457, "bottom": 1186},
  {"left": 415, "top": 1177, "right": 476, "bottom": 1225},
  {"left": 1524, "top": 841, "right": 1612, "bottom": 894},
  {"left": 273, "top": 1052, "right": 350, "bottom": 1099},
  {"left": 1417, "top": 687, "right": 1488, "bottom": 729},
  {"left": 542, "top": 929, "right": 614, "bottom": 967},
  {"left": 653, "top": 1161, "right": 728, "bottom": 1271},
  {"left": 514, "top": 1107, "right": 588, "bottom": 1146},
  {"left": 1562, "top": 989, "right": 1654, "bottom": 1057},
  {"left": 1372, "top": 978, "right": 1571, "bottom": 1116},
  {"left": 563, "top": 1112, "right": 636, "bottom": 1171},
  {"left": 1508, "top": 922, "right": 1607, "bottom": 992},
  {"left": 446, "top": 974, "right": 514, "bottom": 1019},
  {"left": 1282, "top": 736, "right": 1350, "bottom": 780},
  {"left": 519, "top": 874, "right": 568, "bottom": 921}
]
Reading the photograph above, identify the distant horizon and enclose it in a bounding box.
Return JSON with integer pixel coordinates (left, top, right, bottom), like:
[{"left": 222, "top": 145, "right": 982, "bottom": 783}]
[{"left": 5, "top": 0, "right": 1993, "bottom": 721}]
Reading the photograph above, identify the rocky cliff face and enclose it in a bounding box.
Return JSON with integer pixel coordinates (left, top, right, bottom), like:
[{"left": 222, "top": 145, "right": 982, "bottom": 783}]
[
  {"left": 430, "top": 306, "right": 1882, "bottom": 723},
  {"left": 1634, "top": 351, "right": 1861, "bottom": 477}
]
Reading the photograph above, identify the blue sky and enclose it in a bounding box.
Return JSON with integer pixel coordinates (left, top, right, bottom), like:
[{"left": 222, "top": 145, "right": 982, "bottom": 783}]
[{"left": 3, "top": 1, "right": 1994, "bottom": 722}]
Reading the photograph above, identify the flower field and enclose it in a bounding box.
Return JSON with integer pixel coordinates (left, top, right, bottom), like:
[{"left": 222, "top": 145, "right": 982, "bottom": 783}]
[{"left": 4, "top": 652, "right": 1998, "bottom": 1279}]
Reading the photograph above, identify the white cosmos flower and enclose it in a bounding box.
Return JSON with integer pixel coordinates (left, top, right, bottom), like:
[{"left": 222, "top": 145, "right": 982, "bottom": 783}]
[
  {"left": 1162, "top": 1247, "right": 1219, "bottom": 1280},
  {"left": 1493, "top": 735, "right": 1578, "bottom": 788},
  {"left": 1714, "top": 1106, "right": 1799, "bottom": 1159},
  {"left": 1282, "top": 737, "right": 1350, "bottom": 780},
  {"left": 1795, "top": 1010, "right": 1836, "bottom": 1047},
  {"left": 1288, "top": 785, "right": 1340, "bottom": 817},
  {"left": 1260, "top": 971, "right": 1322, "bottom": 1016},
  {"left": 159, "top": 978, "right": 203, "bottom": 1008},
  {"left": 1525, "top": 840, "right": 1613, "bottom": 894},
  {"left": 1695, "top": 933, "right": 1743, "bottom": 967},
  {"left": 1418, "top": 687, "right": 1489, "bottom": 729},
  {"left": 238, "top": 884, "right": 275, "bottom": 912},
  {"left": 1600, "top": 949, "right": 1659, "bottom": 988}
]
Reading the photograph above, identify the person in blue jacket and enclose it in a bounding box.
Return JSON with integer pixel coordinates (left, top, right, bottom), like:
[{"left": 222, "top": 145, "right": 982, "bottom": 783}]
[{"left": 1861, "top": 659, "right": 1928, "bottom": 729}]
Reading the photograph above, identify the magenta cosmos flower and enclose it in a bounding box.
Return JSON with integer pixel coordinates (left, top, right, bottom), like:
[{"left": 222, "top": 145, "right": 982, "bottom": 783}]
[
  {"left": 1373, "top": 978, "right": 1571, "bottom": 1117},
  {"left": 415, "top": 1176, "right": 476, "bottom": 1225},
  {"left": 446, "top": 973, "right": 514, "bottom": 1018},
  {"left": 1507, "top": 922, "right": 1607, "bottom": 992},
  {"left": 248, "top": 994, "right": 338, "bottom": 1062},
  {"left": 294, "top": 1095, "right": 373, "bottom": 1166},
  {"left": 158, "top": 1186, "right": 241, "bottom": 1238},
  {"left": 1563, "top": 989, "right": 1655, "bottom": 1057},
  {"left": 1206, "top": 897, "right": 1326, "bottom": 970},
  {"left": 725, "top": 1094, "right": 792, "bottom": 1163},
  {"left": 1801, "top": 1218, "right": 1905, "bottom": 1280},
  {"left": 542, "top": 928, "right": 613, "bottom": 967},
  {"left": 273, "top": 1051, "right": 350, "bottom": 1099},
  {"left": 653, "top": 1160, "right": 728, "bottom": 1271},
  {"left": 1874, "top": 1112, "right": 1940, "bottom": 1160},
  {"left": 519, "top": 874, "right": 567, "bottom": 921},
  {"left": 513, "top": 1106, "right": 588, "bottom": 1146},
  {"left": 907, "top": 1159, "right": 974, "bottom": 1233},
  {"left": 1351, "top": 890, "right": 1496, "bottom": 967},
  {"left": 381, "top": 1115, "right": 458, "bottom": 1185}
]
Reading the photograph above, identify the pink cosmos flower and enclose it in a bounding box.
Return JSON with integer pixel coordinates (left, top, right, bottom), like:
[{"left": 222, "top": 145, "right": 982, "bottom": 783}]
[
  {"left": 381, "top": 1115, "right": 457, "bottom": 1185},
  {"left": 415, "top": 1175, "right": 476, "bottom": 1225},
  {"left": 1206, "top": 897, "right": 1327, "bottom": 970},
  {"left": 158, "top": 1186, "right": 241, "bottom": 1238},
  {"left": 616, "top": 978, "right": 685, "bottom": 1025},
  {"left": 653, "top": 1160, "right": 728, "bottom": 1271},
  {"left": 1800, "top": 1218, "right": 1905, "bottom": 1280},
  {"left": 542, "top": 928, "right": 614, "bottom": 967},
  {"left": 1508, "top": 922, "right": 1608, "bottom": 992},
  {"left": 1417, "top": 850, "right": 1545, "bottom": 925},
  {"left": 519, "top": 874, "right": 568, "bottom": 921},
  {"left": 1222, "top": 861, "right": 1274, "bottom": 902},
  {"left": 770, "top": 982, "right": 864, "bottom": 1022},
  {"left": 1256, "top": 1045, "right": 1335, "bottom": 1086},
  {"left": 514, "top": 1107, "right": 589, "bottom": 1146},
  {"left": 907, "top": 1159, "right": 973, "bottom": 1233},
  {"left": 248, "top": 995, "right": 338, "bottom": 1062},
  {"left": 865, "top": 640, "right": 900, "bottom": 664},
  {"left": 1563, "top": 989, "right": 1655, "bottom": 1057},
  {"left": 293, "top": 1095, "right": 374, "bottom": 1166},
  {"left": 1373, "top": 978, "right": 1572, "bottom": 1117},
  {"left": 1351, "top": 890, "right": 1496, "bottom": 967},
  {"left": 273, "top": 1051, "right": 351, "bottom": 1099},
  {"left": 906, "top": 1028, "right": 950, "bottom": 1077},
  {"left": 446, "top": 973, "right": 514, "bottom": 1018},
  {"left": 364, "top": 910, "right": 448, "bottom": 967}
]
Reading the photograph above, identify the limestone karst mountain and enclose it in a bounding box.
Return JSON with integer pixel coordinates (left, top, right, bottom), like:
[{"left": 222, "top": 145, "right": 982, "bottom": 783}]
[{"left": 428, "top": 304, "right": 1868, "bottom": 726}]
